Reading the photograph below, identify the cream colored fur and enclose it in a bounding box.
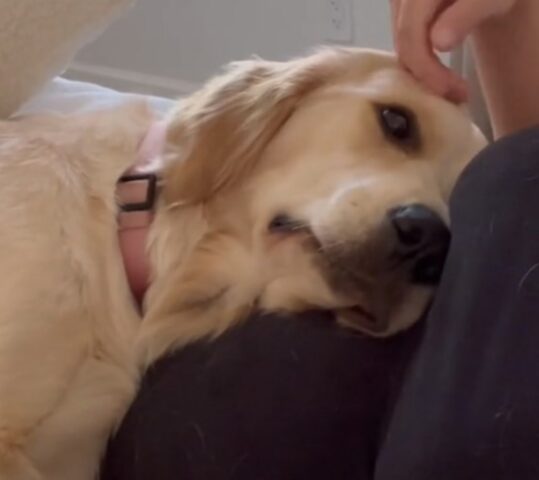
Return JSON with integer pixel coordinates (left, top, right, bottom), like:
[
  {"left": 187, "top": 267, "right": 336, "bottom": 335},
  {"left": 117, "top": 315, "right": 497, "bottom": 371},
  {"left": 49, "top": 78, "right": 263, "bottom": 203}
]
[
  {"left": 0, "top": 47, "right": 486, "bottom": 479},
  {"left": 0, "top": 0, "right": 132, "bottom": 118},
  {"left": 0, "top": 104, "right": 150, "bottom": 479}
]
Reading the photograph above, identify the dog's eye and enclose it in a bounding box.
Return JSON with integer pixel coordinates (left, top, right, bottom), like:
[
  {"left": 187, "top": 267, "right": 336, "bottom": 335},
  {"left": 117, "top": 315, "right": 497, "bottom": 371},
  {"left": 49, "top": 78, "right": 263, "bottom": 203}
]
[
  {"left": 268, "top": 214, "right": 300, "bottom": 233},
  {"left": 381, "top": 108, "right": 410, "bottom": 139},
  {"left": 379, "top": 106, "right": 419, "bottom": 147}
]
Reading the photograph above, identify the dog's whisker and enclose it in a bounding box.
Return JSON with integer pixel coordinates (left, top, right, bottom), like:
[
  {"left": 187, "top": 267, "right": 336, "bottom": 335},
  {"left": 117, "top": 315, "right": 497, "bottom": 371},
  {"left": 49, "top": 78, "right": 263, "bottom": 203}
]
[
  {"left": 291, "top": 223, "right": 310, "bottom": 232},
  {"left": 317, "top": 238, "right": 349, "bottom": 252}
]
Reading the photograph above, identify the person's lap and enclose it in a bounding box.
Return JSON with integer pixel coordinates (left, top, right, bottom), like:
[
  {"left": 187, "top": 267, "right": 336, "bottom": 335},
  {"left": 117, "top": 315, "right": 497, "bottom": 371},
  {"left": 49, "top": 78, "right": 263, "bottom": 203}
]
[
  {"left": 376, "top": 125, "right": 539, "bottom": 479},
  {"left": 101, "top": 311, "right": 421, "bottom": 480},
  {"left": 101, "top": 126, "right": 539, "bottom": 480}
]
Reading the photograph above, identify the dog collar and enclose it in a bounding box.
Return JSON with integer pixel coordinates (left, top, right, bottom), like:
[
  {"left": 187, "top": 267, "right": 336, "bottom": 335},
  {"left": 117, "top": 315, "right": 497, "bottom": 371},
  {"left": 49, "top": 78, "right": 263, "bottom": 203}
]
[{"left": 117, "top": 120, "right": 167, "bottom": 308}]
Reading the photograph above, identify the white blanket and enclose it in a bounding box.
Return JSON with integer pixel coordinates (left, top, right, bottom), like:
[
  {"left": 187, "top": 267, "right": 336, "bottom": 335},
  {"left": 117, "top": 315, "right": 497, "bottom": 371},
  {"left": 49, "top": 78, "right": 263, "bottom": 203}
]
[{"left": 15, "top": 77, "right": 176, "bottom": 118}]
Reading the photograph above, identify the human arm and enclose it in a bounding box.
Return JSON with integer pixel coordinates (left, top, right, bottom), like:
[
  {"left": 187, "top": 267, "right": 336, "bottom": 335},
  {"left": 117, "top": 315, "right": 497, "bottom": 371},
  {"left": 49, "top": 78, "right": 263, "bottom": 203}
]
[
  {"left": 470, "top": 0, "right": 539, "bottom": 138},
  {"left": 391, "top": 0, "right": 539, "bottom": 139}
]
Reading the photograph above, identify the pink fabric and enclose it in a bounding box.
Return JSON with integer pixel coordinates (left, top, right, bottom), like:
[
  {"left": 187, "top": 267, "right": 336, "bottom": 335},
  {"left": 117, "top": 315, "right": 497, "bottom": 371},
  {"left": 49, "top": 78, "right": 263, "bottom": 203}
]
[
  {"left": 117, "top": 121, "right": 167, "bottom": 307},
  {"left": 118, "top": 211, "right": 153, "bottom": 305},
  {"left": 136, "top": 120, "right": 168, "bottom": 169}
]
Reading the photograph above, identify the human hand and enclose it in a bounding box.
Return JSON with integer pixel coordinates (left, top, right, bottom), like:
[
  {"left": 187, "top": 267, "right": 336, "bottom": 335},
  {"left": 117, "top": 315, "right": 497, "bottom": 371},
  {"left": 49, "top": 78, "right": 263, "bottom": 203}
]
[{"left": 390, "top": 0, "right": 517, "bottom": 103}]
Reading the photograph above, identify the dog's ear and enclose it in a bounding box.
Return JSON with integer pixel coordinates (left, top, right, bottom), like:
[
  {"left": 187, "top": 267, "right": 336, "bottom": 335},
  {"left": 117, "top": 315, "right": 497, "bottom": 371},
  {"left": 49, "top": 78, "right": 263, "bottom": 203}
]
[{"left": 161, "top": 49, "right": 351, "bottom": 205}]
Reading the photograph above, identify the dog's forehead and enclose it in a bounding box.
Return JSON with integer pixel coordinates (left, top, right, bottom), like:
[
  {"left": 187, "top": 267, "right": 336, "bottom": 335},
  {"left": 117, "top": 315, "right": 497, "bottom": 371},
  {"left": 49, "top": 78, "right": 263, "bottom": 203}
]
[
  {"left": 331, "top": 64, "right": 437, "bottom": 107},
  {"left": 316, "top": 61, "right": 472, "bottom": 139}
]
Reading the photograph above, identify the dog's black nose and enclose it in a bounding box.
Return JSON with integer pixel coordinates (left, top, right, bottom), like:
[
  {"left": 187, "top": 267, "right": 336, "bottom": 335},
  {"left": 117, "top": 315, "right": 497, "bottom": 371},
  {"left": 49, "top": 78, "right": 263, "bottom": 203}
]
[
  {"left": 389, "top": 204, "right": 450, "bottom": 285},
  {"left": 390, "top": 204, "right": 448, "bottom": 250}
]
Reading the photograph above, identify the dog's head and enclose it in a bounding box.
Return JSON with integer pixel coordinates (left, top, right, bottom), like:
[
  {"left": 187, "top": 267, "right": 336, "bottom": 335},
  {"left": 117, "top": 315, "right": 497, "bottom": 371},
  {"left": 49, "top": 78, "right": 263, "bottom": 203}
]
[{"left": 151, "top": 47, "right": 485, "bottom": 346}]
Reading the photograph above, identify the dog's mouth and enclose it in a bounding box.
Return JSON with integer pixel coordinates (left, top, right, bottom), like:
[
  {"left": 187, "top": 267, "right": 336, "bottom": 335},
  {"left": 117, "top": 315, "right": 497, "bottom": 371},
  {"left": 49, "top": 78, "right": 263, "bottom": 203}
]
[{"left": 337, "top": 303, "right": 388, "bottom": 335}]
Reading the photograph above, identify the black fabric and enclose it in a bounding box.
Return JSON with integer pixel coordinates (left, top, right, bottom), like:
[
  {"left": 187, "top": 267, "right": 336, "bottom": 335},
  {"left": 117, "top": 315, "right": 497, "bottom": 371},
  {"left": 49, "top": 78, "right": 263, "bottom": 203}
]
[
  {"left": 102, "top": 126, "right": 539, "bottom": 480},
  {"left": 375, "top": 126, "right": 539, "bottom": 480},
  {"left": 101, "top": 312, "right": 421, "bottom": 480}
]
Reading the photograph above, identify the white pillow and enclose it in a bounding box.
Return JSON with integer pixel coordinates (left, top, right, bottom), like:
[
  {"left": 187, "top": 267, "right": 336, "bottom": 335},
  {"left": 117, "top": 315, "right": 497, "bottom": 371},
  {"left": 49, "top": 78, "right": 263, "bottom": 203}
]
[{"left": 0, "top": 0, "right": 133, "bottom": 117}]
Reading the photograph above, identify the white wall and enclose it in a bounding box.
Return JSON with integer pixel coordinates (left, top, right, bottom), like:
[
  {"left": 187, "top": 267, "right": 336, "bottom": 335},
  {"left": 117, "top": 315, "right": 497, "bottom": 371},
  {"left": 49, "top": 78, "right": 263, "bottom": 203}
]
[{"left": 69, "top": 0, "right": 393, "bottom": 97}]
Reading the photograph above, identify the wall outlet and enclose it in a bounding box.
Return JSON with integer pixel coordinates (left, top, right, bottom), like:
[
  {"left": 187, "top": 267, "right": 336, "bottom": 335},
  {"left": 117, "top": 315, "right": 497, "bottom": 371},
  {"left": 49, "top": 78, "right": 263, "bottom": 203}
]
[{"left": 323, "top": 0, "right": 354, "bottom": 43}]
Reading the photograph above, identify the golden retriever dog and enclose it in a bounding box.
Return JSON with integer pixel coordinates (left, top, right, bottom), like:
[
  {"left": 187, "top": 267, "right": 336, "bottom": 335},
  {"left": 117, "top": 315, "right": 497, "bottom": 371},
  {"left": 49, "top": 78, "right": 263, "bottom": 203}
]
[{"left": 0, "top": 47, "right": 486, "bottom": 479}]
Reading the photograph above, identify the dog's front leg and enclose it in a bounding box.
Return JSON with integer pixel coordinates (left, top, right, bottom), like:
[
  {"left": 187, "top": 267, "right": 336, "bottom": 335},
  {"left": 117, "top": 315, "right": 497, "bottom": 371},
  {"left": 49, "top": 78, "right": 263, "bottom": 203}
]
[
  {"left": 0, "top": 305, "right": 89, "bottom": 480},
  {"left": 137, "top": 234, "right": 260, "bottom": 367}
]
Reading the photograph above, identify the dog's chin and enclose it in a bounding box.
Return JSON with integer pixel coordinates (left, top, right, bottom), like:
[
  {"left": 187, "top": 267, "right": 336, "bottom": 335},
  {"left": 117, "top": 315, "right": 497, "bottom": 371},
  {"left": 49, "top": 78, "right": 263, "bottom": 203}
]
[{"left": 334, "top": 284, "right": 433, "bottom": 337}]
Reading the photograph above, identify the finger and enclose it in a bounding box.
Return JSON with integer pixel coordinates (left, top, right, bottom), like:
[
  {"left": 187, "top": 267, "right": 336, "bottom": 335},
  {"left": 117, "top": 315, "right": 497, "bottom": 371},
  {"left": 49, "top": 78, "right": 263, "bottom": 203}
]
[
  {"left": 396, "top": 0, "right": 445, "bottom": 57},
  {"left": 389, "top": 0, "right": 401, "bottom": 49},
  {"left": 396, "top": 0, "right": 466, "bottom": 101},
  {"left": 432, "top": 0, "right": 516, "bottom": 51}
]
